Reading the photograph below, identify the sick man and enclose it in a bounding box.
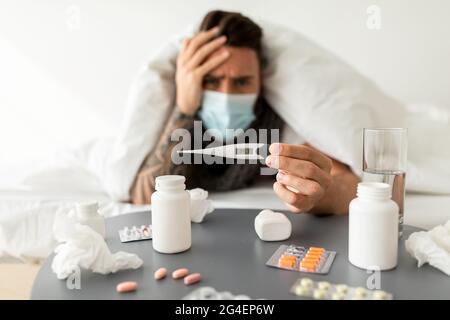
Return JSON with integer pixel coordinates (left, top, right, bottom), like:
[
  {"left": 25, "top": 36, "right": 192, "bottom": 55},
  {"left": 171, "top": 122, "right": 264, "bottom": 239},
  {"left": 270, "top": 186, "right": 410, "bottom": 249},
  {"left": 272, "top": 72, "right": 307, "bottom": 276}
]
[{"left": 130, "top": 10, "right": 360, "bottom": 214}]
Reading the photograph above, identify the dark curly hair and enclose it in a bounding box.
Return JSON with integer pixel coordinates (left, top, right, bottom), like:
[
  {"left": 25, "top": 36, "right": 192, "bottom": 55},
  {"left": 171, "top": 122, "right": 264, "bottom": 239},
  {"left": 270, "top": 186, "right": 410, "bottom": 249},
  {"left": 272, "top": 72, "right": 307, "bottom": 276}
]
[{"left": 199, "top": 10, "right": 263, "bottom": 62}]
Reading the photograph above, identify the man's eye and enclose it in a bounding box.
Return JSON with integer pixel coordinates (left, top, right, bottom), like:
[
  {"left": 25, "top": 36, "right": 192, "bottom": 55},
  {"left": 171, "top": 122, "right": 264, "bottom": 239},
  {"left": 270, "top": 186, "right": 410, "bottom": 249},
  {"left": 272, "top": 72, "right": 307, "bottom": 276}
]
[
  {"left": 234, "top": 78, "right": 250, "bottom": 87},
  {"left": 203, "top": 78, "right": 219, "bottom": 86}
]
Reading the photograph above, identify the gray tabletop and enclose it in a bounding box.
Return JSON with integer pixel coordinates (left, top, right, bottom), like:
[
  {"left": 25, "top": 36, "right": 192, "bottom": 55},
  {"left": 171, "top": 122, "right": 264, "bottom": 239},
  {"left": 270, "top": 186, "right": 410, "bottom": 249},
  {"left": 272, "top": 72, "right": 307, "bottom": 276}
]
[{"left": 32, "top": 208, "right": 449, "bottom": 300}]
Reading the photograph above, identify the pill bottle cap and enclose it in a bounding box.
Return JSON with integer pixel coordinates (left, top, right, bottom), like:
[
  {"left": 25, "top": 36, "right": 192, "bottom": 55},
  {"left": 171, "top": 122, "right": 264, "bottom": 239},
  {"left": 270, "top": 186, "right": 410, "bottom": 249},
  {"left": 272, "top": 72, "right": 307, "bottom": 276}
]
[
  {"left": 155, "top": 175, "right": 186, "bottom": 191},
  {"left": 76, "top": 202, "right": 99, "bottom": 218},
  {"left": 357, "top": 182, "right": 391, "bottom": 200}
]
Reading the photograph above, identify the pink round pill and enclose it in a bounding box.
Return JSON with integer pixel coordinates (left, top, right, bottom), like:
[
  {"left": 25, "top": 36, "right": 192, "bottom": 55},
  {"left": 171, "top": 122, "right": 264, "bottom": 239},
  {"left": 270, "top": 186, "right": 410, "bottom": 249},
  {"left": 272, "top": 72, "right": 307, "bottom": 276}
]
[
  {"left": 184, "top": 273, "right": 202, "bottom": 285},
  {"left": 154, "top": 267, "right": 167, "bottom": 280},
  {"left": 116, "top": 281, "right": 138, "bottom": 293},
  {"left": 172, "top": 268, "right": 189, "bottom": 279}
]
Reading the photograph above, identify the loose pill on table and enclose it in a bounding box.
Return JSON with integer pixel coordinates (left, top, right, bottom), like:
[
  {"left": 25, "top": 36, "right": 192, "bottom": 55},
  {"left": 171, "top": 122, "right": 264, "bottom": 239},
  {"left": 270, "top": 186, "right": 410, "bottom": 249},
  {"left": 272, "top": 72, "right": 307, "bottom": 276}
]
[
  {"left": 172, "top": 268, "right": 189, "bottom": 279},
  {"left": 184, "top": 273, "right": 202, "bottom": 285},
  {"left": 154, "top": 267, "right": 167, "bottom": 280},
  {"left": 116, "top": 281, "right": 138, "bottom": 293}
]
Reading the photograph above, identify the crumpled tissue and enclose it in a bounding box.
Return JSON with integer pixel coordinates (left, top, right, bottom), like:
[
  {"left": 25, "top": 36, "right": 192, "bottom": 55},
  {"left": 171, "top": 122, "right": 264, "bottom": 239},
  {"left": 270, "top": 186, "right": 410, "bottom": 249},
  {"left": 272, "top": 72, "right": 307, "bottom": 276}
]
[
  {"left": 405, "top": 220, "right": 450, "bottom": 276},
  {"left": 51, "top": 210, "right": 143, "bottom": 279},
  {"left": 188, "top": 188, "right": 214, "bottom": 223}
]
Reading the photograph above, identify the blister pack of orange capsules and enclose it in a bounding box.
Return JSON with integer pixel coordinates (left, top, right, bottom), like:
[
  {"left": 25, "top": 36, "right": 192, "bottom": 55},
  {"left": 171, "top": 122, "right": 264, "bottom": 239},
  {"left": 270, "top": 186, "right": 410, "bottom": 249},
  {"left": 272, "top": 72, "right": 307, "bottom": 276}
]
[{"left": 266, "top": 244, "right": 336, "bottom": 274}]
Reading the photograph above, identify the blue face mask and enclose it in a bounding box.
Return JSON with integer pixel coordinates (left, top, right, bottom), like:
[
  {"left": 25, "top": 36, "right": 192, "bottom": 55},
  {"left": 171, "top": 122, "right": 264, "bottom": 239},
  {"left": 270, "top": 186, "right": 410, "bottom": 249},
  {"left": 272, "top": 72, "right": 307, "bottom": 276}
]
[{"left": 199, "top": 90, "right": 257, "bottom": 141}]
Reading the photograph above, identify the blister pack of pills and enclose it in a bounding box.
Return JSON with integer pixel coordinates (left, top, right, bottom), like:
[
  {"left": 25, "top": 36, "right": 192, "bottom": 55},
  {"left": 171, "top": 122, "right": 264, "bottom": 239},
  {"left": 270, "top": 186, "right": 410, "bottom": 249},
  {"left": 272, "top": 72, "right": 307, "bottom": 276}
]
[
  {"left": 266, "top": 244, "right": 336, "bottom": 274},
  {"left": 118, "top": 225, "right": 152, "bottom": 243},
  {"left": 290, "top": 277, "right": 393, "bottom": 300},
  {"left": 182, "top": 286, "right": 261, "bottom": 300}
]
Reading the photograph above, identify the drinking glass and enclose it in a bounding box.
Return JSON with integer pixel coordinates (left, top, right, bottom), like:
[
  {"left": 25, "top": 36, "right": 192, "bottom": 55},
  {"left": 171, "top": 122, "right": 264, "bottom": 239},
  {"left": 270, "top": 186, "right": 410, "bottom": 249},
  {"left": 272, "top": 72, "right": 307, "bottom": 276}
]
[{"left": 363, "top": 128, "right": 407, "bottom": 237}]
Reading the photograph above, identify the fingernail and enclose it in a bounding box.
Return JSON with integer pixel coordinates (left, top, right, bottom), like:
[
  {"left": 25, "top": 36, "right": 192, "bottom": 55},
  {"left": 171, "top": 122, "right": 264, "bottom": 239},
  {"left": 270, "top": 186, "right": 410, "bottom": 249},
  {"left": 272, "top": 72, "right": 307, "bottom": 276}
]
[
  {"left": 265, "top": 156, "right": 272, "bottom": 167},
  {"left": 213, "top": 26, "right": 220, "bottom": 33},
  {"left": 269, "top": 143, "right": 280, "bottom": 155},
  {"left": 276, "top": 171, "right": 284, "bottom": 181},
  {"left": 219, "top": 35, "right": 227, "bottom": 41},
  {"left": 222, "top": 50, "right": 230, "bottom": 57}
]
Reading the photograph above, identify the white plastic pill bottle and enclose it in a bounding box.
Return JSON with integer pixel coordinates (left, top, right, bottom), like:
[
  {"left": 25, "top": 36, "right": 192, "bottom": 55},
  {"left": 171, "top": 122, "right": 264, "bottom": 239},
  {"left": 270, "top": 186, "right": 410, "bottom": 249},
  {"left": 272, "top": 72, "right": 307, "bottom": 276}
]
[
  {"left": 348, "top": 182, "right": 399, "bottom": 270},
  {"left": 76, "top": 202, "right": 106, "bottom": 239},
  {"left": 151, "top": 175, "right": 191, "bottom": 254}
]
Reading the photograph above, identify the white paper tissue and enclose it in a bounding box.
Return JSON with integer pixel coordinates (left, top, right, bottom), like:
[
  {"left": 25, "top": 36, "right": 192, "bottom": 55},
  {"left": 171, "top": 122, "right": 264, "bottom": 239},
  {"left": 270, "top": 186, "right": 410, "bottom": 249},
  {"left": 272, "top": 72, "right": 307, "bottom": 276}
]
[
  {"left": 51, "top": 210, "right": 143, "bottom": 279},
  {"left": 405, "top": 220, "right": 450, "bottom": 276},
  {"left": 188, "top": 188, "right": 214, "bottom": 223}
]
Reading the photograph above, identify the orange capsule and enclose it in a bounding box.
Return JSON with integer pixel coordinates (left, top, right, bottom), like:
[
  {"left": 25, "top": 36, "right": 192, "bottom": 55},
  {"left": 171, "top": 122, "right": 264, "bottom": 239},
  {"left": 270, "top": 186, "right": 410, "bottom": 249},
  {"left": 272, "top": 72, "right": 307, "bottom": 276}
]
[
  {"left": 172, "top": 268, "right": 189, "bottom": 279},
  {"left": 302, "top": 258, "right": 320, "bottom": 265},
  {"left": 116, "top": 281, "right": 138, "bottom": 293},
  {"left": 154, "top": 267, "right": 167, "bottom": 280},
  {"left": 184, "top": 273, "right": 202, "bottom": 285},
  {"left": 304, "top": 254, "right": 321, "bottom": 261},
  {"left": 308, "top": 247, "right": 325, "bottom": 254},
  {"left": 279, "top": 258, "right": 296, "bottom": 268},
  {"left": 300, "top": 261, "right": 317, "bottom": 270}
]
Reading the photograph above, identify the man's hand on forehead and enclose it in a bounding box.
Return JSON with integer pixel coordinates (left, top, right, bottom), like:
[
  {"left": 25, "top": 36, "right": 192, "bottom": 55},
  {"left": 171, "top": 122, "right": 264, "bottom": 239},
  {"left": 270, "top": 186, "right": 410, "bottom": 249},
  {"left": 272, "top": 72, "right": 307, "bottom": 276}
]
[{"left": 175, "top": 27, "right": 230, "bottom": 116}]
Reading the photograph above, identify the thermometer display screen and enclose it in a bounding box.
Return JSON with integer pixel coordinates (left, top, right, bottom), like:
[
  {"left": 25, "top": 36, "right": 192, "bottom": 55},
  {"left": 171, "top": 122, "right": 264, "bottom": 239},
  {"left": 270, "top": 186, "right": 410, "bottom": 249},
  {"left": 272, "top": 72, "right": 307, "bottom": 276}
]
[{"left": 236, "top": 147, "right": 253, "bottom": 155}]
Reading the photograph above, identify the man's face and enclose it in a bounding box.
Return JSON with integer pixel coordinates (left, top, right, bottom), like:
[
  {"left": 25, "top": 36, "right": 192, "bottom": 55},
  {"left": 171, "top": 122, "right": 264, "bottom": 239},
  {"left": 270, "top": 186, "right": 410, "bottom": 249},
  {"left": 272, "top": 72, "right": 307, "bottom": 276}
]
[{"left": 202, "top": 46, "right": 261, "bottom": 95}]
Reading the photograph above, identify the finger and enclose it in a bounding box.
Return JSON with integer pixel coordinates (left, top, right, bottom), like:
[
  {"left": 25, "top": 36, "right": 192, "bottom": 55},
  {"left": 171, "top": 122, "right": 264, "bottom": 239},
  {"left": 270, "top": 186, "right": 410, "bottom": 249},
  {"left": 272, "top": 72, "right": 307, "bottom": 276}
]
[
  {"left": 196, "top": 50, "right": 230, "bottom": 76},
  {"left": 134, "top": 180, "right": 145, "bottom": 205},
  {"left": 143, "top": 176, "right": 154, "bottom": 204},
  {"left": 130, "top": 183, "right": 142, "bottom": 205},
  {"left": 286, "top": 203, "right": 303, "bottom": 213},
  {"left": 273, "top": 181, "right": 312, "bottom": 213},
  {"left": 269, "top": 143, "right": 332, "bottom": 172},
  {"left": 177, "top": 38, "right": 191, "bottom": 63},
  {"left": 266, "top": 156, "right": 331, "bottom": 187},
  {"left": 184, "top": 27, "right": 220, "bottom": 61},
  {"left": 276, "top": 171, "right": 324, "bottom": 198},
  {"left": 181, "top": 38, "right": 191, "bottom": 51},
  {"left": 186, "top": 35, "right": 227, "bottom": 70}
]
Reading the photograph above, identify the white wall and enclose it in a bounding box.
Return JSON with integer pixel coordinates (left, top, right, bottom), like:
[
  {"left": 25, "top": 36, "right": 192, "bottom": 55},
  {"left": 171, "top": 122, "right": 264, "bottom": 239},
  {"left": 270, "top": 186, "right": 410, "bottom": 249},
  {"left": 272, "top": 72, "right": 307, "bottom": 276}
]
[{"left": 1, "top": 0, "right": 449, "bottom": 171}]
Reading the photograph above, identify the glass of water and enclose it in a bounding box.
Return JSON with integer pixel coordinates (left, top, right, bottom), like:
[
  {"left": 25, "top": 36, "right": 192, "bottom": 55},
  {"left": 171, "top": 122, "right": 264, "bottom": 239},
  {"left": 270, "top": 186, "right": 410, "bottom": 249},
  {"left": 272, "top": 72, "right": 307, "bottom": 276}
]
[{"left": 363, "top": 128, "right": 407, "bottom": 237}]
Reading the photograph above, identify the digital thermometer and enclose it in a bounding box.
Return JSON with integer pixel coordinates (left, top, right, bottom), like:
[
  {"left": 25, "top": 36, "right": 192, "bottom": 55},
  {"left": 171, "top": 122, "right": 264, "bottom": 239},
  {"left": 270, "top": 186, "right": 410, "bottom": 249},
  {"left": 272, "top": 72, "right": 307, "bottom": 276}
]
[{"left": 177, "top": 143, "right": 265, "bottom": 160}]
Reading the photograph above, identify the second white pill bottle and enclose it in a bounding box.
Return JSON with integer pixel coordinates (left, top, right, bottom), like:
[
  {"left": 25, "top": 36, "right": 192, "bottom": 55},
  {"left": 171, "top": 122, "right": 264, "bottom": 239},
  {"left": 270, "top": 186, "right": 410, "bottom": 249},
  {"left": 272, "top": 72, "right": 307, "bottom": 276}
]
[
  {"left": 348, "top": 182, "right": 399, "bottom": 270},
  {"left": 151, "top": 175, "right": 191, "bottom": 254}
]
